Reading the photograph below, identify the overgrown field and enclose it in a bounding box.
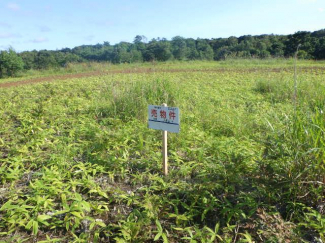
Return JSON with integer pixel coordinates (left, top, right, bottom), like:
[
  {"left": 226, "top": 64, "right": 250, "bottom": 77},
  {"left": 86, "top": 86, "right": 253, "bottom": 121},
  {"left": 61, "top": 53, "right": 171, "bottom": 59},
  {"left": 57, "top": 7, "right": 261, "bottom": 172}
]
[{"left": 0, "top": 60, "right": 324, "bottom": 242}]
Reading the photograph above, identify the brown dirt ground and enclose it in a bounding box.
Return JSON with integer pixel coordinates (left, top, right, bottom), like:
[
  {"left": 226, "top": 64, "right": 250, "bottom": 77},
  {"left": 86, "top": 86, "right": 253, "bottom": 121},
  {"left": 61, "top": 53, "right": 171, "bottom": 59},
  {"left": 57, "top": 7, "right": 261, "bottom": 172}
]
[{"left": 0, "top": 66, "right": 324, "bottom": 89}]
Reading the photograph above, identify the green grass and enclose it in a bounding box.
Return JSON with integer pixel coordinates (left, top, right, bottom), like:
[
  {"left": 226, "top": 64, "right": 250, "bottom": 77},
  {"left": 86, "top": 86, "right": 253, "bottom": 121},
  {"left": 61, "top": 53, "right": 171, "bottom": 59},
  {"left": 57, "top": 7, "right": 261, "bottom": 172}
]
[
  {"left": 0, "top": 60, "right": 324, "bottom": 242},
  {"left": 1, "top": 58, "right": 325, "bottom": 84}
]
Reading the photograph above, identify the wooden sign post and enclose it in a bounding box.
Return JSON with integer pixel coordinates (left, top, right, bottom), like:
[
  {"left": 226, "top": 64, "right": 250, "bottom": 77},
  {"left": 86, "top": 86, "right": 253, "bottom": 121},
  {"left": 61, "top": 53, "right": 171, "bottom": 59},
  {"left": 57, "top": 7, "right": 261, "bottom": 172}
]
[
  {"left": 148, "top": 104, "right": 180, "bottom": 175},
  {"left": 162, "top": 104, "right": 168, "bottom": 175}
]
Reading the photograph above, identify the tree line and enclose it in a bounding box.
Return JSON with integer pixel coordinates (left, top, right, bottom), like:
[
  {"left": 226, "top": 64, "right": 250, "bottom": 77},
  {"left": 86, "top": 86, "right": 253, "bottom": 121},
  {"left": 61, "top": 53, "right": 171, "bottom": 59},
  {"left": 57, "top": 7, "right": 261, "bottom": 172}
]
[{"left": 1, "top": 29, "right": 325, "bottom": 78}]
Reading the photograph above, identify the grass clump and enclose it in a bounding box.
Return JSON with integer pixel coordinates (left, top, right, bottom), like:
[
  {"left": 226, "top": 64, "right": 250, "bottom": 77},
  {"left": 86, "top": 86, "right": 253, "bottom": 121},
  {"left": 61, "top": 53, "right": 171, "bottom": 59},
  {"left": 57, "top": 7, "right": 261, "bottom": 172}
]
[{"left": 110, "top": 78, "right": 179, "bottom": 121}]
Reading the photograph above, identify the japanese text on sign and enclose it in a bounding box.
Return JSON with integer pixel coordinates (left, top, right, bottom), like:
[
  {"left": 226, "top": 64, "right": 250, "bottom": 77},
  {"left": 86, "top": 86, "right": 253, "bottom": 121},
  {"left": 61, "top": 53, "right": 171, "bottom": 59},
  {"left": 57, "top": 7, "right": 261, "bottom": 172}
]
[{"left": 148, "top": 105, "right": 180, "bottom": 133}]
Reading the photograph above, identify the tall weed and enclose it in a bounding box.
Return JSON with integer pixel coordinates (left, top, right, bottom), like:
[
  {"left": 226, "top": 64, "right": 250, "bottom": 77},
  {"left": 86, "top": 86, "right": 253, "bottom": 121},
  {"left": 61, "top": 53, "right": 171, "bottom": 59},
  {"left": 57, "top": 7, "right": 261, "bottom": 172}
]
[{"left": 93, "top": 78, "right": 179, "bottom": 122}]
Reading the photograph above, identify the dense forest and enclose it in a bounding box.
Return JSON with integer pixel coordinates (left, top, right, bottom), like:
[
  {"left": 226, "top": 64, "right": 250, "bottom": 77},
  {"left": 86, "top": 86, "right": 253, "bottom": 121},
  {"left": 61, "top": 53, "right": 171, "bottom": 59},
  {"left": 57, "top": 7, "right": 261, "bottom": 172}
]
[{"left": 1, "top": 29, "right": 325, "bottom": 77}]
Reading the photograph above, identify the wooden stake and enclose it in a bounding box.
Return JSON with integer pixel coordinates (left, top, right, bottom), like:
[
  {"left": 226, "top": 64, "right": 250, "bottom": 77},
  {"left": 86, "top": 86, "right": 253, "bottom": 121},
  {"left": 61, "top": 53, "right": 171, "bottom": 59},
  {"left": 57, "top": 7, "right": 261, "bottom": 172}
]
[{"left": 162, "top": 103, "right": 168, "bottom": 175}]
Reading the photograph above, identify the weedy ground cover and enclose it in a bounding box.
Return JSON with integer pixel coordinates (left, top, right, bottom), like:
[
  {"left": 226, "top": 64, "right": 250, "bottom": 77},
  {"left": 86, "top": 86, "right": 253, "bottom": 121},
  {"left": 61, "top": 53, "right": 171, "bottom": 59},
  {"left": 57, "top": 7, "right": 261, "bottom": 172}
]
[
  {"left": 0, "top": 60, "right": 324, "bottom": 242},
  {"left": 1, "top": 59, "right": 325, "bottom": 85}
]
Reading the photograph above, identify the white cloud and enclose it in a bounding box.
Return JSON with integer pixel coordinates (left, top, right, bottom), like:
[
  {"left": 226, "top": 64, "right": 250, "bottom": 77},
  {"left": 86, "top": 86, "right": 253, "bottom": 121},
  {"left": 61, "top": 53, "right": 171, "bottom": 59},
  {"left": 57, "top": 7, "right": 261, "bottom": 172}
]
[
  {"left": 0, "top": 32, "right": 21, "bottom": 38},
  {"left": 44, "top": 5, "right": 52, "bottom": 11},
  {"left": 39, "top": 26, "right": 51, "bottom": 32},
  {"left": 319, "top": 8, "right": 324, "bottom": 12},
  {"left": 0, "top": 22, "right": 11, "bottom": 28},
  {"left": 30, "top": 37, "right": 49, "bottom": 43},
  {"left": 7, "top": 3, "right": 20, "bottom": 11}
]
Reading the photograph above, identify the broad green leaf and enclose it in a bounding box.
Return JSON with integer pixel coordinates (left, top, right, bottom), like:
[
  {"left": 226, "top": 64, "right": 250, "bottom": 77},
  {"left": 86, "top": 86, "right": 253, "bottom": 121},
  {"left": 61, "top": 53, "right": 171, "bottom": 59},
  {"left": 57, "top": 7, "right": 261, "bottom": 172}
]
[
  {"left": 162, "top": 233, "right": 169, "bottom": 243},
  {"left": 32, "top": 220, "right": 38, "bottom": 235},
  {"left": 155, "top": 219, "right": 162, "bottom": 232},
  {"left": 96, "top": 220, "right": 106, "bottom": 227},
  {"left": 0, "top": 200, "right": 12, "bottom": 211},
  {"left": 53, "top": 210, "right": 69, "bottom": 216},
  {"left": 25, "top": 219, "right": 34, "bottom": 230},
  {"left": 71, "top": 211, "right": 83, "bottom": 218},
  {"left": 37, "top": 215, "right": 52, "bottom": 222},
  {"left": 154, "top": 233, "right": 161, "bottom": 241}
]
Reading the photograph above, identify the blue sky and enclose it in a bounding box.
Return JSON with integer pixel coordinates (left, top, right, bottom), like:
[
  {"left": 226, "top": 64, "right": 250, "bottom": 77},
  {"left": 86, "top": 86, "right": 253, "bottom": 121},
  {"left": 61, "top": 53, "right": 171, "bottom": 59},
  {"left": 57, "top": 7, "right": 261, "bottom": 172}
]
[{"left": 0, "top": 0, "right": 324, "bottom": 52}]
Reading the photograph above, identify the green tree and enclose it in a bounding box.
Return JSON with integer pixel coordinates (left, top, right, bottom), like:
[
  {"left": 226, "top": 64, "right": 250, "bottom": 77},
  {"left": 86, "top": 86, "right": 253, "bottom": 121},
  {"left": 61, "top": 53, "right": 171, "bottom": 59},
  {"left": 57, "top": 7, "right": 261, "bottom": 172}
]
[
  {"left": 54, "top": 52, "right": 82, "bottom": 67},
  {"left": 35, "top": 50, "right": 58, "bottom": 69},
  {"left": 19, "top": 50, "right": 37, "bottom": 70},
  {"left": 269, "top": 41, "right": 285, "bottom": 57},
  {"left": 143, "top": 39, "right": 173, "bottom": 61},
  {"left": 196, "top": 39, "right": 213, "bottom": 60},
  {"left": 111, "top": 42, "right": 136, "bottom": 63},
  {"left": 134, "top": 35, "right": 147, "bottom": 51},
  {"left": 259, "top": 50, "right": 271, "bottom": 58},
  {"left": 0, "top": 48, "right": 24, "bottom": 77},
  {"left": 171, "top": 36, "right": 187, "bottom": 60},
  {"left": 285, "top": 31, "right": 315, "bottom": 58},
  {"left": 214, "top": 46, "right": 231, "bottom": 60},
  {"left": 129, "top": 49, "right": 143, "bottom": 62},
  {"left": 227, "top": 36, "right": 238, "bottom": 47},
  {"left": 185, "top": 38, "right": 199, "bottom": 60},
  {"left": 314, "top": 37, "right": 325, "bottom": 59},
  {"left": 311, "top": 29, "right": 325, "bottom": 38}
]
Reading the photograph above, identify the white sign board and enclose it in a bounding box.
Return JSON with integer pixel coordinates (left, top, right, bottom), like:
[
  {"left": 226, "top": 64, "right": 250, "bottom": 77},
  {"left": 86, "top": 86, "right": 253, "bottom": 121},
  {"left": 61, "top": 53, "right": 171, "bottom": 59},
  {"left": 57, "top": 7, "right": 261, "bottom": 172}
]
[{"left": 148, "top": 105, "right": 180, "bottom": 133}]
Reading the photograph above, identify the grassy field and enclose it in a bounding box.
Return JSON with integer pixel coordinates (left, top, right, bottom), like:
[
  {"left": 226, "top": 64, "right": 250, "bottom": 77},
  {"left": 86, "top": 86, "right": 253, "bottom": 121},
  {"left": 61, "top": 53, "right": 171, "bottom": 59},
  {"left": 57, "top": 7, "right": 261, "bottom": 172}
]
[
  {"left": 0, "top": 60, "right": 324, "bottom": 242},
  {"left": 1, "top": 59, "right": 325, "bottom": 85}
]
